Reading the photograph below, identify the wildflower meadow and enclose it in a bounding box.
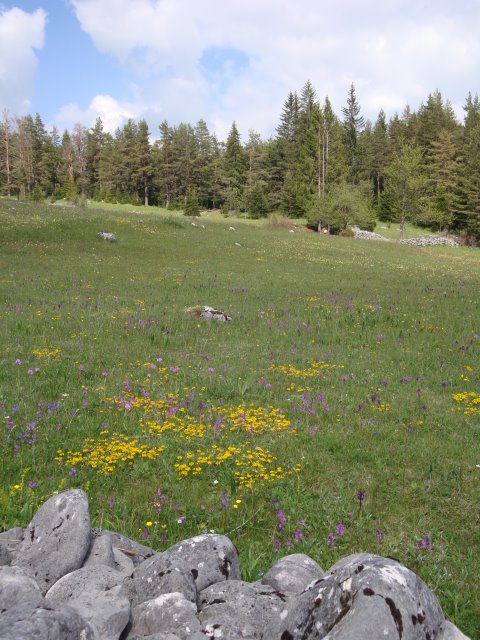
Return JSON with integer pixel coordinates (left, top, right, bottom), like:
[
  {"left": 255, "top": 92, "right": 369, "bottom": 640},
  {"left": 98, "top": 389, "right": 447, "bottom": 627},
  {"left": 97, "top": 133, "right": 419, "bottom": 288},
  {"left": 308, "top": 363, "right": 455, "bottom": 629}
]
[{"left": 0, "top": 199, "right": 479, "bottom": 635}]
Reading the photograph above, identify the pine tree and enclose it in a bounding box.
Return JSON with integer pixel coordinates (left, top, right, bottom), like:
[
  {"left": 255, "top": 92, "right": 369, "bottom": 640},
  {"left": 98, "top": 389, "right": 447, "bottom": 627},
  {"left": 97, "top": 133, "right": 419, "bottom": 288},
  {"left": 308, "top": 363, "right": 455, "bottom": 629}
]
[{"left": 0, "top": 110, "right": 13, "bottom": 195}]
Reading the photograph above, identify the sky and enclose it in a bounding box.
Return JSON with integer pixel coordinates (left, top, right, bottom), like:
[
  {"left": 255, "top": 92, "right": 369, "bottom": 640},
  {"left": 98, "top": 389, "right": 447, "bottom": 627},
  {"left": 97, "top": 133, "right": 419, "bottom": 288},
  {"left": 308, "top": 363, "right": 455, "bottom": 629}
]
[{"left": 0, "top": 0, "right": 479, "bottom": 141}]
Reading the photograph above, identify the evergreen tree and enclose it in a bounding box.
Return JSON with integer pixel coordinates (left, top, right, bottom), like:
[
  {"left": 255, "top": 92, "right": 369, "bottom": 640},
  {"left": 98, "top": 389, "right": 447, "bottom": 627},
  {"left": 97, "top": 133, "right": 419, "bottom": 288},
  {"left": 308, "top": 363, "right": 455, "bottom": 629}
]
[
  {"left": 184, "top": 189, "right": 200, "bottom": 216},
  {"left": 342, "top": 83, "right": 365, "bottom": 183},
  {"left": 223, "top": 121, "right": 247, "bottom": 213},
  {"left": 0, "top": 110, "right": 13, "bottom": 194},
  {"left": 133, "top": 119, "right": 153, "bottom": 206},
  {"left": 85, "top": 117, "right": 106, "bottom": 198},
  {"left": 454, "top": 122, "right": 480, "bottom": 239}
]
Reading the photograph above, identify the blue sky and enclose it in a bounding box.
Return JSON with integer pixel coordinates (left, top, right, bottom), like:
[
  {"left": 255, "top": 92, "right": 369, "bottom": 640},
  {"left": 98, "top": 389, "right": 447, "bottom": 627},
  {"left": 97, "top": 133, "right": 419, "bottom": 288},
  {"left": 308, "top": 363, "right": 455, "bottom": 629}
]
[{"left": 1, "top": 0, "right": 479, "bottom": 140}]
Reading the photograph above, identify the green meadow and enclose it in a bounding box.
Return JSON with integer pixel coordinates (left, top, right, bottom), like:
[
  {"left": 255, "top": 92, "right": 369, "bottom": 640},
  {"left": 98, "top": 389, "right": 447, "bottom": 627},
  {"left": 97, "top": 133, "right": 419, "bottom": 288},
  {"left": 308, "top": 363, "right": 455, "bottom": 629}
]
[{"left": 0, "top": 199, "right": 479, "bottom": 635}]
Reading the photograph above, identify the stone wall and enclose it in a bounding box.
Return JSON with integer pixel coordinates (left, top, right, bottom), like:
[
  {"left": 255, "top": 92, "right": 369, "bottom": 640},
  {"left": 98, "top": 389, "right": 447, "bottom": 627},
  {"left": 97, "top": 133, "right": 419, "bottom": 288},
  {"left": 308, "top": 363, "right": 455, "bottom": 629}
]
[{"left": 0, "top": 490, "right": 470, "bottom": 639}]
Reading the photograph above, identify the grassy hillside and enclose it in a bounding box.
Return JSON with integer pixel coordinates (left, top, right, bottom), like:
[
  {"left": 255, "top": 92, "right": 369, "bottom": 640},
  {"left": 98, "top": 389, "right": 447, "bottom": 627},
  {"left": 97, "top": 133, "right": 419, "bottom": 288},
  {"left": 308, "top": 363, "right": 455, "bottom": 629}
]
[{"left": 0, "top": 199, "right": 478, "bottom": 635}]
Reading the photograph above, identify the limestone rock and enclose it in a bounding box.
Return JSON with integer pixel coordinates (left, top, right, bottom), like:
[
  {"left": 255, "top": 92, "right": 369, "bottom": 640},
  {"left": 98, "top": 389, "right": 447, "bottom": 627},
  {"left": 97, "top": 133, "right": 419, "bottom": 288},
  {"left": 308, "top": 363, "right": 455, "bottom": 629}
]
[
  {"left": 0, "top": 599, "right": 95, "bottom": 639},
  {"left": 262, "top": 553, "right": 445, "bottom": 640},
  {"left": 98, "top": 231, "right": 117, "bottom": 241},
  {"left": 0, "top": 527, "right": 24, "bottom": 565},
  {"left": 185, "top": 305, "right": 232, "bottom": 322},
  {"left": 129, "top": 592, "right": 200, "bottom": 639},
  {"left": 0, "top": 565, "right": 42, "bottom": 611},
  {"left": 199, "top": 579, "right": 286, "bottom": 639},
  {"left": 165, "top": 533, "right": 241, "bottom": 591},
  {"left": 83, "top": 532, "right": 116, "bottom": 569},
  {"left": 132, "top": 553, "right": 197, "bottom": 606},
  {"left": 437, "top": 619, "right": 471, "bottom": 639},
  {"left": 261, "top": 553, "right": 324, "bottom": 595},
  {"left": 12, "top": 489, "right": 91, "bottom": 594},
  {"left": 45, "top": 564, "right": 130, "bottom": 640},
  {"left": 93, "top": 528, "right": 156, "bottom": 566}
]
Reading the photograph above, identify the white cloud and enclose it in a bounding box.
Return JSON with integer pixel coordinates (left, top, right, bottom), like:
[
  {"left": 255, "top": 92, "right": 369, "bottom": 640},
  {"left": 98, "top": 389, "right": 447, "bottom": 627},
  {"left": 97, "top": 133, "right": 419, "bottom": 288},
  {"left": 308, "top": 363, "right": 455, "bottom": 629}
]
[
  {"left": 67, "top": 0, "right": 480, "bottom": 138},
  {"left": 0, "top": 6, "right": 46, "bottom": 114},
  {"left": 54, "top": 94, "right": 135, "bottom": 133}
]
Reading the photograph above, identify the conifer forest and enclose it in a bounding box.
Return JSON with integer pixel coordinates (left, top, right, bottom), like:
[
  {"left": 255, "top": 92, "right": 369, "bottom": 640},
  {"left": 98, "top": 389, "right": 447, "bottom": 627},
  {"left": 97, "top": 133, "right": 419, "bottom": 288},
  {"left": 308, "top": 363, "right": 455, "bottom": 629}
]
[{"left": 1, "top": 82, "right": 479, "bottom": 240}]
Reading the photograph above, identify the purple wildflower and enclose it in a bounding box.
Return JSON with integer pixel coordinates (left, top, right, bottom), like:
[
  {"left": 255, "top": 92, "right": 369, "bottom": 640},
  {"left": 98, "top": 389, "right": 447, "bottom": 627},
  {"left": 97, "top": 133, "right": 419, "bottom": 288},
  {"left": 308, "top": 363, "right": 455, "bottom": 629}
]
[
  {"left": 357, "top": 490, "right": 365, "bottom": 504},
  {"left": 141, "top": 528, "right": 150, "bottom": 540},
  {"left": 415, "top": 535, "right": 433, "bottom": 551},
  {"left": 15, "top": 359, "right": 22, "bottom": 365},
  {"left": 272, "top": 538, "right": 281, "bottom": 552},
  {"left": 276, "top": 508, "right": 286, "bottom": 531},
  {"left": 27, "top": 369, "right": 34, "bottom": 375},
  {"left": 170, "top": 367, "right": 180, "bottom": 373},
  {"left": 326, "top": 533, "right": 337, "bottom": 548},
  {"left": 208, "top": 367, "right": 215, "bottom": 373},
  {"left": 177, "top": 516, "right": 186, "bottom": 524},
  {"left": 28, "top": 480, "right": 37, "bottom": 490},
  {"left": 221, "top": 492, "right": 229, "bottom": 509},
  {"left": 69, "top": 467, "right": 77, "bottom": 477},
  {"left": 101, "top": 371, "right": 108, "bottom": 378},
  {"left": 213, "top": 416, "right": 225, "bottom": 435},
  {"left": 294, "top": 529, "right": 303, "bottom": 541},
  {"left": 376, "top": 527, "right": 383, "bottom": 543},
  {"left": 335, "top": 523, "right": 345, "bottom": 537}
]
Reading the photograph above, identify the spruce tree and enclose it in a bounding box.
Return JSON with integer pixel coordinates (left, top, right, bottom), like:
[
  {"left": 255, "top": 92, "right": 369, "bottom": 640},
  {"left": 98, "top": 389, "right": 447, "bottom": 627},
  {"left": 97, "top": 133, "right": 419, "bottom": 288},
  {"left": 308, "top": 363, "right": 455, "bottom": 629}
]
[{"left": 342, "top": 83, "right": 365, "bottom": 183}]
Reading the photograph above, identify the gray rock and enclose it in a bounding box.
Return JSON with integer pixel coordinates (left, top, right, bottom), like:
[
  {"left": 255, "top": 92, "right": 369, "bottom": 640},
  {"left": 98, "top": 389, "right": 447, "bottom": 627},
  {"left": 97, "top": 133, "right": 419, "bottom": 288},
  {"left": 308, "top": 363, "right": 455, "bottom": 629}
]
[
  {"left": 12, "top": 489, "right": 91, "bottom": 594},
  {"left": 0, "top": 565, "right": 42, "bottom": 611},
  {"left": 93, "top": 528, "right": 156, "bottom": 566},
  {"left": 128, "top": 635, "right": 183, "bottom": 640},
  {"left": 198, "top": 579, "right": 286, "bottom": 639},
  {"left": 132, "top": 553, "right": 197, "bottom": 606},
  {"left": 0, "top": 527, "right": 23, "bottom": 565},
  {"left": 165, "top": 533, "right": 241, "bottom": 591},
  {"left": 261, "top": 553, "right": 324, "bottom": 595},
  {"left": 0, "top": 599, "right": 95, "bottom": 639},
  {"left": 129, "top": 592, "right": 200, "bottom": 639},
  {"left": 113, "top": 546, "right": 135, "bottom": 577},
  {"left": 45, "top": 564, "right": 130, "bottom": 640},
  {"left": 0, "top": 544, "right": 12, "bottom": 566},
  {"left": 437, "top": 620, "right": 471, "bottom": 639},
  {"left": 83, "top": 533, "right": 116, "bottom": 569},
  {"left": 262, "top": 553, "right": 445, "bottom": 640}
]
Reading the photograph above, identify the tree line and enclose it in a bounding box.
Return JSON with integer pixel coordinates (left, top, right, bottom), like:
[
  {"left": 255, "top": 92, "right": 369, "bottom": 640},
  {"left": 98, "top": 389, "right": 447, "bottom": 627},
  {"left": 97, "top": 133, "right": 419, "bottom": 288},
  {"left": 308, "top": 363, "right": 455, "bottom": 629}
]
[{"left": 1, "top": 82, "right": 479, "bottom": 239}]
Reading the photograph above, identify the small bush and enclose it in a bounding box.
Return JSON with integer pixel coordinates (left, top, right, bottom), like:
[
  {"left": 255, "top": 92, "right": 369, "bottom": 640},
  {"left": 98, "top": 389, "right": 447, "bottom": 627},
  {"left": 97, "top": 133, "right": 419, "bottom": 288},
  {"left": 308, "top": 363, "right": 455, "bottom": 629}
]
[{"left": 339, "top": 227, "right": 355, "bottom": 237}]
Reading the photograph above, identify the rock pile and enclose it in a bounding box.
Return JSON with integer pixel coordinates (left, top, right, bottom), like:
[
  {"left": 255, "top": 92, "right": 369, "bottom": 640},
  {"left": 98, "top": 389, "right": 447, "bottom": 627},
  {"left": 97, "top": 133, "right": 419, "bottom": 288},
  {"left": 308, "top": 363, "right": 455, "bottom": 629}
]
[
  {"left": 351, "top": 227, "right": 389, "bottom": 241},
  {"left": 0, "top": 490, "right": 469, "bottom": 639},
  {"left": 399, "top": 236, "right": 460, "bottom": 247}
]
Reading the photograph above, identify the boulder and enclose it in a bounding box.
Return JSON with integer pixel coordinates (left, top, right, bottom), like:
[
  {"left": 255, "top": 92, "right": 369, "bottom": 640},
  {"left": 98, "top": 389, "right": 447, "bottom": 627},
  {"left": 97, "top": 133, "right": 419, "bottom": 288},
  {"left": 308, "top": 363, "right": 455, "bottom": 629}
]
[
  {"left": 0, "top": 527, "right": 24, "bottom": 566},
  {"left": 128, "top": 592, "right": 201, "bottom": 639},
  {"left": 131, "top": 553, "right": 197, "bottom": 606},
  {"left": 261, "top": 553, "right": 324, "bottom": 595},
  {"left": 92, "top": 528, "right": 156, "bottom": 566},
  {"left": 0, "top": 565, "right": 42, "bottom": 611},
  {"left": 262, "top": 553, "right": 446, "bottom": 640},
  {"left": 0, "top": 599, "right": 95, "bottom": 639},
  {"left": 165, "top": 533, "right": 241, "bottom": 591},
  {"left": 12, "top": 489, "right": 91, "bottom": 594},
  {"left": 198, "top": 579, "right": 286, "bottom": 639},
  {"left": 45, "top": 564, "right": 131, "bottom": 640}
]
